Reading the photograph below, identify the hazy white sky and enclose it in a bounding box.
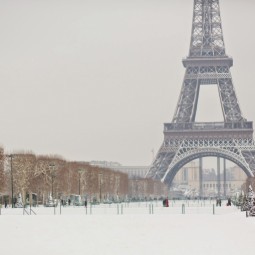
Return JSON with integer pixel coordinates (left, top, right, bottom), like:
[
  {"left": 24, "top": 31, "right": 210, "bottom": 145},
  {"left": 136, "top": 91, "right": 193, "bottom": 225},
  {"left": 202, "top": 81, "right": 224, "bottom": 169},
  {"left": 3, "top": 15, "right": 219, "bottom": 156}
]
[{"left": 0, "top": 0, "right": 255, "bottom": 166}]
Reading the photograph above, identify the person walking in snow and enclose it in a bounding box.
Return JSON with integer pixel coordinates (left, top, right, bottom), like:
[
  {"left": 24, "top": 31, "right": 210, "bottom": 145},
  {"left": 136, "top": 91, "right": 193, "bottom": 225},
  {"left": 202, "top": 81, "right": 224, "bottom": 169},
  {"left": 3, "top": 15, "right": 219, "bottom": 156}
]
[{"left": 165, "top": 198, "right": 169, "bottom": 207}]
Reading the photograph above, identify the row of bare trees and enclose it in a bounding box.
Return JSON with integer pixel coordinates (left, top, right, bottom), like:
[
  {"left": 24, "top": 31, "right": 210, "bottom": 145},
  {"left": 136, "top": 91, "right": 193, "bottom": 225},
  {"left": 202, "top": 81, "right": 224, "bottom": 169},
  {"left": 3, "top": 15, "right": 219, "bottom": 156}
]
[{"left": 0, "top": 149, "right": 168, "bottom": 205}]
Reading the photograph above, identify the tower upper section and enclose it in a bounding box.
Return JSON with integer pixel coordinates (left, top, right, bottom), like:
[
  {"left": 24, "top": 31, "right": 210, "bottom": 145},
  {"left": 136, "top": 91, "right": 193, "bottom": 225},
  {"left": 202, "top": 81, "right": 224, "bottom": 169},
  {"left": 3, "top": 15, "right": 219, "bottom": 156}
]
[
  {"left": 189, "top": 0, "right": 226, "bottom": 58},
  {"left": 172, "top": 0, "right": 246, "bottom": 124}
]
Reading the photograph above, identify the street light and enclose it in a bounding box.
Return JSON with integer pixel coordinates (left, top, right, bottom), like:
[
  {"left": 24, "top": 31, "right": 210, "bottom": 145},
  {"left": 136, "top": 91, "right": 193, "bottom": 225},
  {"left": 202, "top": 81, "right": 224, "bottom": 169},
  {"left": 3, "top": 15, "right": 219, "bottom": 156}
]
[
  {"left": 49, "top": 163, "right": 56, "bottom": 199},
  {"left": 115, "top": 176, "right": 120, "bottom": 202},
  {"left": 78, "top": 169, "right": 85, "bottom": 195},
  {"left": 6, "top": 154, "right": 15, "bottom": 208},
  {"left": 99, "top": 172, "right": 103, "bottom": 203}
]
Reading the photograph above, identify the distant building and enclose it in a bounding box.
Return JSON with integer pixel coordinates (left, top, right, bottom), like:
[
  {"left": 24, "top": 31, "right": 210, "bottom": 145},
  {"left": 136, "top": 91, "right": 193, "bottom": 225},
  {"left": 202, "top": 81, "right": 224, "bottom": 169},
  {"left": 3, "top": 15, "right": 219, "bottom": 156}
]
[
  {"left": 172, "top": 161, "right": 247, "bottom": 197},
  {"left": 172, "top": 161, "right": 199, "bottom": 191},
  {"left": 90, "top": 161, "right": 149, "bottom": 178},
  {"left": 90, "top": 161, "right": 121, "bottom": 168}
]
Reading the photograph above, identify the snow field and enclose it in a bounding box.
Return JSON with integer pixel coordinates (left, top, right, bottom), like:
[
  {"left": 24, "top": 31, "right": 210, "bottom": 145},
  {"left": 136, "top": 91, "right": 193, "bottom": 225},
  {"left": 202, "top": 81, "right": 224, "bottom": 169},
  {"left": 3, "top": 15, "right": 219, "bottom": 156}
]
[{"left": 0, "top": 201, "right": 254, "bottom": 255}]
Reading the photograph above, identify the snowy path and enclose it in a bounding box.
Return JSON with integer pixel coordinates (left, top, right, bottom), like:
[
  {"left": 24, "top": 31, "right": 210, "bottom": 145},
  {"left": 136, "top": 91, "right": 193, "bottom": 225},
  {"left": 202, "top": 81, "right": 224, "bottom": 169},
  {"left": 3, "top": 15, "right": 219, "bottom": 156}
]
[{"left": 0, "top": 204, "right": 254, "bottom": 255}]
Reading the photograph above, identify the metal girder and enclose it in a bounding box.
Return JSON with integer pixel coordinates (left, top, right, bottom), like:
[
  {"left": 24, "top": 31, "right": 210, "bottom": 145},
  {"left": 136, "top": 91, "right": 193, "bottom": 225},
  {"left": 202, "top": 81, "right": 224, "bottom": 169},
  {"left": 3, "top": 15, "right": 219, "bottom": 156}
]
[
  {"left": 189, "top": 0, "right": 225, "bottom": 57},
  {"left": 172, "top": 0, "right": 244, "bottom": 123},
  {"left": 146, "top": 138, "right": 255, "bottom": 184},
  {"left": 161, "top": 138, "right": 255, "bottom": 180},
  {"left": 218, "top": 78, "right": 243, "bottom": 122},
  {"left": 148, "top": 0, "right": 255, "bottom": 186},
  {"left": 173, "top": 65, "right": 244, "bottom": 122},
  {"left": 173, "top": 78, "right": 199, "bottom": 123}
]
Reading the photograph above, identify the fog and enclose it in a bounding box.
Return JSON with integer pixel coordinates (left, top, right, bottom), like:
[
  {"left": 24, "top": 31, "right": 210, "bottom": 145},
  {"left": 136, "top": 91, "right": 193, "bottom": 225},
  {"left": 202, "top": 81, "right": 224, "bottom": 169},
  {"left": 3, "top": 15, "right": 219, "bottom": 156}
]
[{"left": 0, "top": 0, "right": 254, "bottom": 166}]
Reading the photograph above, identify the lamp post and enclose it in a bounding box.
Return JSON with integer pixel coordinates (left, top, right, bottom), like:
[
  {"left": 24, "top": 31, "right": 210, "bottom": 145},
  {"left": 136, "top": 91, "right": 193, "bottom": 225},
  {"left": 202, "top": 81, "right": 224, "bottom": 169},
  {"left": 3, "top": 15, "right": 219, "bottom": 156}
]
[
  {"left": 115, "top": 175, "right": 120, "bottom": 202},
  {"left": 78, "top": 171, "right": 81, "bottom": 195},
  {"left": 136, "top": 179, "right": 139, "bottom": 200},
  {"left": 6, "top": 154, "right": 15, "bottom": 208},
  {"left": 11, "top": 154, "right": 14, "bottom": 208},
  {"left": 78, "top": 169, "right": 85, "bottom": 195},
  {"left": 99, "top": 172, "right": 103, "bottom": 203},
  {"left": 10, "top": 155, "right": 14, "bottom": 208},
  {"left": 49, "top": 163, "right": 56, "bottom": 199}
]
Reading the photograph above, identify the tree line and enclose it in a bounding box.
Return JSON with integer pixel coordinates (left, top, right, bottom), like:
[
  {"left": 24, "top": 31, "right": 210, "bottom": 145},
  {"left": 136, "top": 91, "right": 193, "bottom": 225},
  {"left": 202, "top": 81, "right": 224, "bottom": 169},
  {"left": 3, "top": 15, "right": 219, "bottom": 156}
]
[{"left": 0, "top": 148, "right": 168, "bottom": 205}]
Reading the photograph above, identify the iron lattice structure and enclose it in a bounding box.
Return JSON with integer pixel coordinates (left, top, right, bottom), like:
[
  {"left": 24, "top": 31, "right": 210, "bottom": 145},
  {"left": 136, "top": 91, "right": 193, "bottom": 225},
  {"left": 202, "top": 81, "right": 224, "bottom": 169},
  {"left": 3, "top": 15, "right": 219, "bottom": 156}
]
[{"left": 146, "top": 0, "right": 255, "bottom": 185}]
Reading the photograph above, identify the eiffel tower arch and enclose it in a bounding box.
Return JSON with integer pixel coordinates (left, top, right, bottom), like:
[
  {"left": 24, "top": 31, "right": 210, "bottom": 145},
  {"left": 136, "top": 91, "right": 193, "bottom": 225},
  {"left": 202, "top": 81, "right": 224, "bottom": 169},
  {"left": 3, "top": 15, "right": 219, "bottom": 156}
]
[{"left": 146, "top": 0, "right": 255, "bottom": 186}]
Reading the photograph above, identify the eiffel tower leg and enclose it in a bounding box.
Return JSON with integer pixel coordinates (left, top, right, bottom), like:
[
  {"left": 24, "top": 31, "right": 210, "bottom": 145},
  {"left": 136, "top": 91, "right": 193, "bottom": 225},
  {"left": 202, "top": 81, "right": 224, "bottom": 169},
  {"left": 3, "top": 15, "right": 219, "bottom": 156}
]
[
  {"left": 218, "top": 78, "right": 243, "bottom": 122},
  {"left": 223, "top": 159, "right": 226, "bottom": 198},
  {"left": 217, "top": 157, "right": 221, "bottom": 197},
  {"left": 199, "top": 158, "right": 203, "bottom": 198},
  {"left": 172, "top": 77, "right": 199, "bottom": 123},
  {"left": 146, "top": 148, "right": 177, "bottom": 181}
]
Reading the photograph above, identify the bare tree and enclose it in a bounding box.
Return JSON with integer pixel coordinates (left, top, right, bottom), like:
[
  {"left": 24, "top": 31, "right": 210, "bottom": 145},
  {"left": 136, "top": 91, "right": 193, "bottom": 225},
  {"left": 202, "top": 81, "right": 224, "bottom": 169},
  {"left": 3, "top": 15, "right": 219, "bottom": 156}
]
[
  {"left": 9, "top": 153, "right": 37, "bottom": 204},
  {"left": 0, "top": 148, "right": 5, "bottom": 193}
]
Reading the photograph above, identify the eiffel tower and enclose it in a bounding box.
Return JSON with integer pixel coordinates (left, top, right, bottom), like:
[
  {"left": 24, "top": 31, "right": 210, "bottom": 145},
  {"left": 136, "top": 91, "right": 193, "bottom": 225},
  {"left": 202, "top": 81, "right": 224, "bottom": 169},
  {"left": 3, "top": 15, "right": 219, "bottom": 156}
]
[{"left": 146, "top": 0, "right": 255, "bottom": 190}]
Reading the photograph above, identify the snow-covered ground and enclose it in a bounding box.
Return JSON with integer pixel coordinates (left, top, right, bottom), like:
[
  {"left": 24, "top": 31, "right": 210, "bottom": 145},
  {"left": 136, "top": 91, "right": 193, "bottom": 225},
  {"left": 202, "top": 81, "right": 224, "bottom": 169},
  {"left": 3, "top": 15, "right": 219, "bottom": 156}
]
[{"left": 0, "top": 201, "right": 254, "bottom": 255}]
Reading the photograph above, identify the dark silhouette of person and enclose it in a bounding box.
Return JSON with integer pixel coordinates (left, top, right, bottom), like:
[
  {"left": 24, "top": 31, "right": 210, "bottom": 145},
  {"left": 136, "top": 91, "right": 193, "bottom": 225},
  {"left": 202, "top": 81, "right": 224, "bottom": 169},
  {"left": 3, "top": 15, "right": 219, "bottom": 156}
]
[
  {"left": 4, "top": 200, "right": 7, "bottom": 208},
  {"left": 165, "top": 198, "right": 169, "bottom": 207},
  {"left": 13, "top": 197, "right": 17, "bottom": 208},
  {"left": 216, "top": 198, "right": 221, "bottom": 206},
  {"left": 84, "top": 200, "right": 87, "bottom": 208}
]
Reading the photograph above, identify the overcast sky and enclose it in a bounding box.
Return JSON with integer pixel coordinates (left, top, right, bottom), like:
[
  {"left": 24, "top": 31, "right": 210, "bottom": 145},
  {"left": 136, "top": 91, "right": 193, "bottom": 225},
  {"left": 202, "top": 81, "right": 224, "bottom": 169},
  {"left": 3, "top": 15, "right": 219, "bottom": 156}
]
[{"left": 0, "top": 0, "right": 255, "bottom": 167}]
